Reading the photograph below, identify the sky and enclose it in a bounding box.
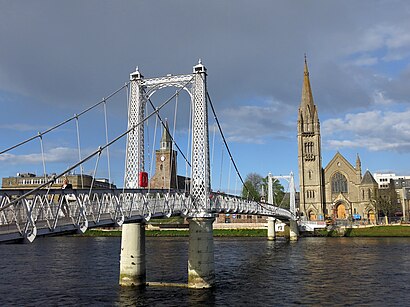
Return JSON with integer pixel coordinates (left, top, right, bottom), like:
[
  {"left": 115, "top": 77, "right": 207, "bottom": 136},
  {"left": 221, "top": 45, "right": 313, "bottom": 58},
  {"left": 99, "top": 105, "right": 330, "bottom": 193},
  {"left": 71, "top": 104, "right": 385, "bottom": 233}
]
[{"left": 1, "top": 0, "right": 410, "bottom": 193}]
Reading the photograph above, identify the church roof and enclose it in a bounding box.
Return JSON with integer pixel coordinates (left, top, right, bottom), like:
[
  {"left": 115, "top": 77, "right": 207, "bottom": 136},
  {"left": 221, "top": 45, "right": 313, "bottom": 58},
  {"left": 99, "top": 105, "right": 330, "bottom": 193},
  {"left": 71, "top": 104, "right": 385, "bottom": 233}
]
[
  {"left": 324, "top": 152, "right": 356, "bottom": 173},
  {"left": 361, "top": 170, "right": 377, "bottom": 185}
]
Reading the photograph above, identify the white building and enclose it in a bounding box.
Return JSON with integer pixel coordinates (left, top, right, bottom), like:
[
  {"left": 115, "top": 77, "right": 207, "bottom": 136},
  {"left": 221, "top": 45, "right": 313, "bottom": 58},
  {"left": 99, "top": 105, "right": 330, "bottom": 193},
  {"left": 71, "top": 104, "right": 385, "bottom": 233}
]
[{"left": 373, "top": 173, "right": 410, "bottom": 189}]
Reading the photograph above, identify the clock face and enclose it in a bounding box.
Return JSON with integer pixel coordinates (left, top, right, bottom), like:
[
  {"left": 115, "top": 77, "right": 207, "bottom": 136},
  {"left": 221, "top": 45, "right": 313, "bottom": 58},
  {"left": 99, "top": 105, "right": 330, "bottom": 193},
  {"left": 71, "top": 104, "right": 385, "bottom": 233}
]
[{"left": 160, "top": 155, "right": 165, "bottom": 162}]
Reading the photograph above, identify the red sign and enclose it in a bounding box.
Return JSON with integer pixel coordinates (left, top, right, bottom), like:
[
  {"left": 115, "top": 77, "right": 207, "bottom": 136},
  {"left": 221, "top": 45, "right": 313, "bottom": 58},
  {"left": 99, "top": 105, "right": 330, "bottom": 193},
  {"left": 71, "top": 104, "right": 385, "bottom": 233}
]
[{"left": 139, "top": 172, "right": 148, "bottom": 188}]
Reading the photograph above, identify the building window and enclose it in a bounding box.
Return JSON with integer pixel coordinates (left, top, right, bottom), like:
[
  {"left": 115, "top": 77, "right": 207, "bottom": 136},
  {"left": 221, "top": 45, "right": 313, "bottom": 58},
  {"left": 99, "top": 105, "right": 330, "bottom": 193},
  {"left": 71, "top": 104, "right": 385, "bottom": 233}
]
[
  {"left": 306, "top": 190, "right": 315, "bottom": 199},
  {"left": 331, "top": 172, "right": 348, "bottom": 193},
  {"left": 304, "top": 142, "right": 315, "bottom": 161}
]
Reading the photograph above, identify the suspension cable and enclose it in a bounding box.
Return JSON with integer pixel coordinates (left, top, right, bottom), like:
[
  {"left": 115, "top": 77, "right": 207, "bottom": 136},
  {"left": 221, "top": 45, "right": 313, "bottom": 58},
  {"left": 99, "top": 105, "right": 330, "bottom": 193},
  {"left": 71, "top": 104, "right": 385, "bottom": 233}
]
[
  {"left": 205, "top": 89, "right": 254, "bottom": 199},
  {"left": 122, "top": 83, "right": 130, "bottom": 189},
  {"left": 75, "top": 115, "right": 84, "bottom": 189},
  {"left": 148, "top": 115, "right": 158, "bottom": 192},
  {"left": 210, "top": 124, "right": 216, "bottom": 185},
  {"left": 38, "top": 133, "right": 46, "bottom": 177},
  {"left": 227, "top": 157, "right": 232, "bottom": 194},
  {"left": 0, "top": 80, "right": 184, "bottom": 213},
  {"left": 0, "top": 82, "right": 129, "bottom": 155},
  {"left": 206, "top": 86, "right": 277, "bottom": 210},
  {"left": 219, "top": 146, "right": 223, "bottom": 191},
  {"left": 185, "top": 94, "right": 192, "bottom": 192},
  {"left": 88, "top": 148, "right": 102, "bottom": 198},
  {"left": 171, "top": 90, "right": 179, "bottom": 191},
  {"left": 103, "top": 100, "right": 111, "bottom": 187},
  {"left": 145, "top": 91, "right": 191, "bottom": 168},
  {"left": 145, "top": 100, "right": 151, "bottom": 180}
]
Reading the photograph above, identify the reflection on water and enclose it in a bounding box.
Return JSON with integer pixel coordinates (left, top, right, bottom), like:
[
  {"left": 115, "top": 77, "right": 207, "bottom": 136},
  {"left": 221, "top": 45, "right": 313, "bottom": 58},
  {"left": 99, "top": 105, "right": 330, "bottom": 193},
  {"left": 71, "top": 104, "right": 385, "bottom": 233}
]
[{"left": 1, "top": 236, "right": 409, "bottom": 306}]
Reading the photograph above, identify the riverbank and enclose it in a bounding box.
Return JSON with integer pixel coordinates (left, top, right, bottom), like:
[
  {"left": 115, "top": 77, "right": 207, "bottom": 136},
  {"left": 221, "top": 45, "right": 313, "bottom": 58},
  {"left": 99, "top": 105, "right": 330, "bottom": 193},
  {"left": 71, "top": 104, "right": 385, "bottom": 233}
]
[
  {"left": 77, "top": 225, "right": 410, "bottom": 238},
  {"left": 79, "top": 228, "right": 269, "bottom": 237},
  {"left": 315, "top": 225, "right": 410, "bottom": 237}
]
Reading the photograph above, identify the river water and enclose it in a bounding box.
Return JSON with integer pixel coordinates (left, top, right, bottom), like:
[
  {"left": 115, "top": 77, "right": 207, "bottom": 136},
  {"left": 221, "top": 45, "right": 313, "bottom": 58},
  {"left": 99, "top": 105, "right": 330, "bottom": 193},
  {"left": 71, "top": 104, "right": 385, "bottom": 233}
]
[{"left": 1, "top": 236, "right": 409, "bottom": 306}]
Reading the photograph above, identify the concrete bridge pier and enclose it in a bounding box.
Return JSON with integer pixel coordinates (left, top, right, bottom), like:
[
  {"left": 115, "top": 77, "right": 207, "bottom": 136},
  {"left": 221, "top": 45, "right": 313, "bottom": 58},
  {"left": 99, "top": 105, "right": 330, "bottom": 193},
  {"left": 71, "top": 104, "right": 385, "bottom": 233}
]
[
  {"left": 188, "top": 216, "right": 215, "bottom": 289},
  {"left": 119, "top": 223, "right": 146, "bottom": 286},
  {"left": 267, "top": 217, "right": 277, "bottom": 241},
  {"left": 285, "top": 220, "right": 299, "bottom": 241}
]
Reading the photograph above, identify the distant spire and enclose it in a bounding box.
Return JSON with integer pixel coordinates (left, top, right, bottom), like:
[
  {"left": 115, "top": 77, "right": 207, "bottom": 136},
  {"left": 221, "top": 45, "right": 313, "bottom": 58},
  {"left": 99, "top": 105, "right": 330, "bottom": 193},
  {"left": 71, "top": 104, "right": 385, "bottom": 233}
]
[
  {"left": 160, "top": 119, "right": 172, "bottom": 151},
  {"left": 304, "top": 53, "right": 308, "bottom": 76},
  {"left": 356, "top": 153, "right": 361, "bottom": 167},
  {"left": 355, "top": 153, "right": 362, "bottom": 180}
]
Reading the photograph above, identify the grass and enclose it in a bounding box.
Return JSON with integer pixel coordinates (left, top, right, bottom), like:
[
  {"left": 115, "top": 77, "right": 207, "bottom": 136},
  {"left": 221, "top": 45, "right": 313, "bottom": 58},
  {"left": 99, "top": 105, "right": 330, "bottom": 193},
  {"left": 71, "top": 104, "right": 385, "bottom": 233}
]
[
  {"left": 316, "top": 225, "right": 410, "bottom": 237},
  {"left": 79, "top": 228, "right": 269, "bottom": 237},
  {"left": 344, "top": 225, "right": 410, "bottom": 237},
  {"left": 78, "top": 225, "right": 410, "bottom": 238}
]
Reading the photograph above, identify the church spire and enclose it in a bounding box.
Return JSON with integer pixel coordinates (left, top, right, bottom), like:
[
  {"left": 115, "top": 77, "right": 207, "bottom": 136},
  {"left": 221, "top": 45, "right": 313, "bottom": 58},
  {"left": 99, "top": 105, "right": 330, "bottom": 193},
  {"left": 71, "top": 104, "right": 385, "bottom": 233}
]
[
  {"left": 160, "top": 119, "right": 172, "bottom": 151},
  {"left": 356, "top": 153, "right": 361, "bottom": 169},
  {"left": 301, "top": 55, "right": 316, "bottom": 116},
  {"left": 298, "top": 55, "right": 319, "bottom": 133},
  {"left": 356, "top": 153, "right": 362, "bottom": 181},
  {"left": 297, "top": 55, "right": 324, "bottom": 220}
]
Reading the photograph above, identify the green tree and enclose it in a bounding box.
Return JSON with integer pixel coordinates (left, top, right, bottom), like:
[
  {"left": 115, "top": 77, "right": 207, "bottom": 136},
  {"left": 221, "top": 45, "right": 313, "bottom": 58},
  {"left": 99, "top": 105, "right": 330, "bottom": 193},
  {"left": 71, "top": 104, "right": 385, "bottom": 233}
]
[
  {"left": 375, "top": 196, "right": 399, "bottom": 220},
  {"left": 242, "top": 173, "right": 263, "bottom": 200},
  {"left": 261, "top": 176, "right": 286, "bottom": 207},
  {"left": 241, "top": 173, "right": 285, "bottom": 205}
]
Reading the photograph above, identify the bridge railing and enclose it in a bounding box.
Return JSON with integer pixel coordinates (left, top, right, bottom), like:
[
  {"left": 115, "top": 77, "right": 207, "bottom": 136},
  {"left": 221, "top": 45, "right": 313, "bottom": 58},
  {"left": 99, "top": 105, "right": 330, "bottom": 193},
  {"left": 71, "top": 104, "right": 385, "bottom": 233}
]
[
  {"left": 210, "top": 192, "right": 293, "bottom": 220},
  {"left": 0, "top": 189, "right": 292, "bottom": 242}
]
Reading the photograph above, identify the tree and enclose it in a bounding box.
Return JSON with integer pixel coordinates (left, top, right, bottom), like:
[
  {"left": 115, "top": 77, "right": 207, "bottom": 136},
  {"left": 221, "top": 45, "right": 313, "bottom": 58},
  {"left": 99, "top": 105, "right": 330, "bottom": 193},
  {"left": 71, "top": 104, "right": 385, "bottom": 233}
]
[
  {"left": 241, "top": 173, "right": 285, "bottom": 205},
  {"left": 242, "top": 173, "right": 263, "bottom": 200},
  {"left": 261, "top": 176, "right": 286, "bottom": 207},
  {"left": 375, "top": 196, "right": 399, "bottom": 220},
  {"left": 372, "top": 188, "right": 400, "bottom": 224}
]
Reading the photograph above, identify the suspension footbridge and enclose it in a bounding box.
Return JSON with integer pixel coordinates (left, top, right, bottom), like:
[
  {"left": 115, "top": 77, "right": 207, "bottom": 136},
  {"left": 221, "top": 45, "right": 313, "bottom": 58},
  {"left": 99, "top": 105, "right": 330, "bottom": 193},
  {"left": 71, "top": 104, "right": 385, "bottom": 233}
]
[{"left": 0, "top": 61, "right": 298, "bottom": 288}]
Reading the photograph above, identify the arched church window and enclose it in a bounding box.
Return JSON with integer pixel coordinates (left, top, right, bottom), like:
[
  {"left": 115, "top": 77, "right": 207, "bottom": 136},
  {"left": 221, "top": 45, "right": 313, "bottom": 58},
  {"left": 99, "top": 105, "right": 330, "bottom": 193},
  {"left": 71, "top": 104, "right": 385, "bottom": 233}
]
[
  {"left": 331, "top": 172, "right": 348, "bottom": 193},
  {"left": 304, "top": 142, "right": 315, "bottom": 161},
  {"left": 308, "top": 170, "right": 313, "bottom": 180}
]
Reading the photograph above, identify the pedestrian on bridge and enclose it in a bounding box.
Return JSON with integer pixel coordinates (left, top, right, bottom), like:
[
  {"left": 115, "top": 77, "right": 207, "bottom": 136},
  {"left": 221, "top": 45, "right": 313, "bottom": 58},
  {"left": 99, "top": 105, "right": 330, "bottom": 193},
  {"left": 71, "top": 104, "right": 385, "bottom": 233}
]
[{"left": 61, "top": 178, "right": 73, "bottom": 217}]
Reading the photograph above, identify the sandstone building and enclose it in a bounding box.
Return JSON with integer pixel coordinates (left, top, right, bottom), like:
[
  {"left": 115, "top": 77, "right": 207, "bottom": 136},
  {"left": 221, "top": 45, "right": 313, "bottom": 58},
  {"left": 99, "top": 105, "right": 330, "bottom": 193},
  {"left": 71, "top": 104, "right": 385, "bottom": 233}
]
[
  {"left": 149, "top": 122, "right": 189, "bottom": 190},
  {"left": 297, "top": 58, "right": 379, "bottom": 223}
]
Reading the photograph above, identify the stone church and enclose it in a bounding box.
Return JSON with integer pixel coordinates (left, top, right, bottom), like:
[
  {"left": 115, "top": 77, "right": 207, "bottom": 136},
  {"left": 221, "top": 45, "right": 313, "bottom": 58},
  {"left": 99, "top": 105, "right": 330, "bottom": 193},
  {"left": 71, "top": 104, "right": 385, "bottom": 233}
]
[
  {"left": 149, "top": 121, "right": 189, "bottom": 190},
  {"left": 297, "top": 58, "right": 377, "bottom": 223}
]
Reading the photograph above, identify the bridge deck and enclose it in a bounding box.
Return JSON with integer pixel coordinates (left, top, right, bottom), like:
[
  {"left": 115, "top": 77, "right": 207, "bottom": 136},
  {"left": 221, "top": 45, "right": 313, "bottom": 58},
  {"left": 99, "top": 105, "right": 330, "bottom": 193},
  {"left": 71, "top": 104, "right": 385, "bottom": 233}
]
[{"left": 0, "top": 189, "right": 293, "bottom": 243}]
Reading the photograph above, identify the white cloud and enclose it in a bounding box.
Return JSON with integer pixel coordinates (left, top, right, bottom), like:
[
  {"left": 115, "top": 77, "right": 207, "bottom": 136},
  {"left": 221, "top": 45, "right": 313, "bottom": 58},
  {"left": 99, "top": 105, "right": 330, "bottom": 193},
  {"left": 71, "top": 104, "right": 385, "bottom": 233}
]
[
  {"left": 219, "top": 98, "right": 294, "bottom": 144},
  {"left": 373, "top": 90, "right": 393, "bottom": 105},
  {"left": 323, "top": 109, "right": 410, "bottom": 152},
  {"left": 0, "top": 147, "right": 78, "bottom": 164},
  {"left": 352, "top": 56, "right": 378, "bottom": 67},
  {"left": 347, "top": 24, "right": 410, "bottom": 66},
  {"left": 0, "top": 123, "right": 46, "bottom": 132}
]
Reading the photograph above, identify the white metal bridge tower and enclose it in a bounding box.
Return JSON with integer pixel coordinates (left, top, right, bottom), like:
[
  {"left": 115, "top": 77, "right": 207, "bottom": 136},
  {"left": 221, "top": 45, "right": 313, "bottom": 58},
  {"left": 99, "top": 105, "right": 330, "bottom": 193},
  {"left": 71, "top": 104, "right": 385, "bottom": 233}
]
[
  {"left": 267, "top": 172, "right": 299, "bottom": 241},
  {"left": 124, "top": 61, "right": 210, "bottom": 213},
  {"left": 122, "top": 61, "right": 214, "bottom": 288}
]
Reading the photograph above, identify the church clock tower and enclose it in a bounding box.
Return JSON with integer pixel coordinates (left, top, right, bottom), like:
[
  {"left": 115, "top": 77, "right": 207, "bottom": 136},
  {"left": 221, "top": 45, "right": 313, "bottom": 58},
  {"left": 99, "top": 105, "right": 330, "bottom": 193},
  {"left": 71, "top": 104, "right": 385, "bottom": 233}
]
[
  {"left": 297, "top": 57, "right": 325, "bottom": 220},
  {"left": 149, "top": 121, "right": 178, "bottom": 189}
]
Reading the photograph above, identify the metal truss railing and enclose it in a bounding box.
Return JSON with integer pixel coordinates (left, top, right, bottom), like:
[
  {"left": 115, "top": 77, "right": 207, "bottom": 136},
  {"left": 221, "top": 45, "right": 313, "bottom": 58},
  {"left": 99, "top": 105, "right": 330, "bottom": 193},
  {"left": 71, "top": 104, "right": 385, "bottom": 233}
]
[{"left": 0, "top": 189, "right": 292, "bottom": 243}]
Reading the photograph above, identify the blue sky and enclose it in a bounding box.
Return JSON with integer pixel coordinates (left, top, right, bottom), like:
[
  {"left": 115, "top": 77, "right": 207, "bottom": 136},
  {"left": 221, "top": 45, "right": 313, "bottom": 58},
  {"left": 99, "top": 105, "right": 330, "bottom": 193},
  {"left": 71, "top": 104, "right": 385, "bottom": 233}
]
[{"left": 1, "top": 1, "right": 410, "bottom": 193}]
